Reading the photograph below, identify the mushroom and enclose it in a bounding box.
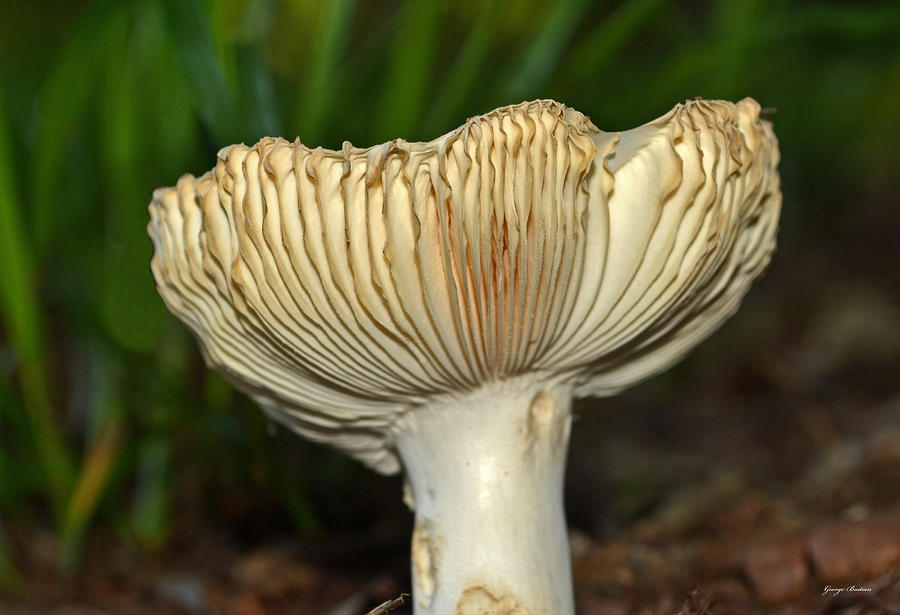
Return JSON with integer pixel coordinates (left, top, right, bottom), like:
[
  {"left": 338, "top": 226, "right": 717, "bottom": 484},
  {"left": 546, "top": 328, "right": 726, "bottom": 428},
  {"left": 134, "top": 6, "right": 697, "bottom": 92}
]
[{"left": 148, "top": 98, "right": 780, "bottom": 614}]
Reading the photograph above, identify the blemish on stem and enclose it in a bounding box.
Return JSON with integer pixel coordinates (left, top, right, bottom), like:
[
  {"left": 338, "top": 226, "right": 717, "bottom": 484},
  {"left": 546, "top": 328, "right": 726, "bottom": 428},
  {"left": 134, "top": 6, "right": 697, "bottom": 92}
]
[
  {"left": 456, "top": 586, "right": 528, "bottom": 615},
  {"left": 528, "top": 392, "right": 555, "bottom": 431},
  {"left": 412, "top": 520, "right": 437, "bottom": 608}
]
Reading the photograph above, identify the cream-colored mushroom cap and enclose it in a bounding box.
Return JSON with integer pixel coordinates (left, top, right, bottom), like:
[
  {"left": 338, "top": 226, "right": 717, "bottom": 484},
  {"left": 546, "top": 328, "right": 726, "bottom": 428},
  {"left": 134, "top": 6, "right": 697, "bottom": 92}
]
[{"left": 148, "top": 98, "right": 780, "bottom": 473}]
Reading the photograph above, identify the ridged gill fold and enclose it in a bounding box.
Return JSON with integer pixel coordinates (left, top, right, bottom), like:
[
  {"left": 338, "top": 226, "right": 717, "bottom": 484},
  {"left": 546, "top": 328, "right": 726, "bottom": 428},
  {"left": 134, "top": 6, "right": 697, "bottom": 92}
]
[{"left": 148, "top": 98, "right": 780, "bottom": 473}]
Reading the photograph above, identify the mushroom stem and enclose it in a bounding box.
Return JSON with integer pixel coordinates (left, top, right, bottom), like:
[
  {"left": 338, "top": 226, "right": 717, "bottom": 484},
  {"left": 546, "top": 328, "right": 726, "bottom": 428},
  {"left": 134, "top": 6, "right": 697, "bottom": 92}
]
[{"left": 392, "top": 379, "right": 575, "bottom": 615}]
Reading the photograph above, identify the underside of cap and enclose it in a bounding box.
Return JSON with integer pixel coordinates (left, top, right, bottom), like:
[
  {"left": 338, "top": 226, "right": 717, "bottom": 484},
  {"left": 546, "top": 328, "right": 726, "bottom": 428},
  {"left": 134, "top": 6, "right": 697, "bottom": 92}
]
[
  {"left": 148, "top": 98, "right": 780, "bottom": 474},
  {"left": 559, "top": 98, "right": 781, "bottom": 396}
]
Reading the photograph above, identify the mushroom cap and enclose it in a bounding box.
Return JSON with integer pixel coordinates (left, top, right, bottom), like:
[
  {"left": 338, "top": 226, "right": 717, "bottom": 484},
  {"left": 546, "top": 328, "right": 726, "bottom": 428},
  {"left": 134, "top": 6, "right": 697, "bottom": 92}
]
[{"left": 148, "top": 98, "right": 780, "bottom": 473}]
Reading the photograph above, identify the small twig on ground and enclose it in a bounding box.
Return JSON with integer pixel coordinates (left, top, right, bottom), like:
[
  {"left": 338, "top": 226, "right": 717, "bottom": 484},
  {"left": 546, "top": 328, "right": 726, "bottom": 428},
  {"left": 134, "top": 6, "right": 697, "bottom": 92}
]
[
  {"left": 365, "top": 594, "right": 409, "bottom": 615},
  {"left": 676, "top": 588, "right": 714, "bottom": 615}
]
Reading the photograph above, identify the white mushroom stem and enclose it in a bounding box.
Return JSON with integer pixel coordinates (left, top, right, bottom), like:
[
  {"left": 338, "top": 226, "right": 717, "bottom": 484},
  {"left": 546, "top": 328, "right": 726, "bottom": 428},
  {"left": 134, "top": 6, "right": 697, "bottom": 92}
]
[
  {"left": 148, "top": 97, "right": 780, "bottom": 613},
  {"left": 391, "top": 379, "right": 575, "bottom": 615}
]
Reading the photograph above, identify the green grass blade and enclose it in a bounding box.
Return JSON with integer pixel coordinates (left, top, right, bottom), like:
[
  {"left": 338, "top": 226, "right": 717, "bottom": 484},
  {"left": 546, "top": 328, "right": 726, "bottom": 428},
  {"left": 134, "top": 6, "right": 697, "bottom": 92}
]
[
  {"left": 293, "top": 0, "right": 357, "bottom": 144},
  {"left": 0, "top": 516, "right": 21, "bottom": 594},
  {"left": 563, "top": 0, "right": 667, "bottom": 83},
  {"left": 374, "top": 0, "right": 445, "bottom": 141},
  {"left": 327, "top": 10, "right": 401, "bottom": 143},
  {"left": 98, "top": 8, "right": 166, "bottom": 353},
  {"left": 772, "top": 3, "right": 900, "bottom": 41},
  {"left": 29, "top": 0, "right": 117, "bottom": 255},
  {"left": 708, "top": 0, "right": 768, "bottom": 97},
  {"left": 0, "top": 86, "right": 74, "bottom": 517},
  {"left": 60, "top": 414, "right": 123, "bottom": 569},
  {"left": 131, "top": 436, "right": 171, "bottom": 548},
  {"left": 499, "top": 0, "right": 593, "bottom": 102},
  {"left": 160, "top": 0, "right": 237, "bottom": 142},
  {"left": 421, "top": 0, "right": 499, "bottom": 135},
  {"left": 150, "top": 33, "right": 200, "bottom": 181},
  {"left": 277, "top": 469, "right": 321, "bottom": 538},
  {"left": 236, "top": 44, "right": 282, "bottom": 141}
]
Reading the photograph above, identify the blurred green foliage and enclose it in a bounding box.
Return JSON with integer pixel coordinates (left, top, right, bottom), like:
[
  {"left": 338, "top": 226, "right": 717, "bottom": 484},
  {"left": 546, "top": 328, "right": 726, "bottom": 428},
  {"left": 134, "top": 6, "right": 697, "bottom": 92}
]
[{"left": 0, "top": 0, "right": 898, "bottom": 579}]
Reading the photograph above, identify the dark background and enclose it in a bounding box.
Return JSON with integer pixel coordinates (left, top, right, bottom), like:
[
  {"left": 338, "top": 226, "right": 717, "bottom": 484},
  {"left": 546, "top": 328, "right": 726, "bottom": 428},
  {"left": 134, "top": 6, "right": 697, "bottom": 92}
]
[{"left": 1, "top": 0, "right": 898, "bottom": 613}]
